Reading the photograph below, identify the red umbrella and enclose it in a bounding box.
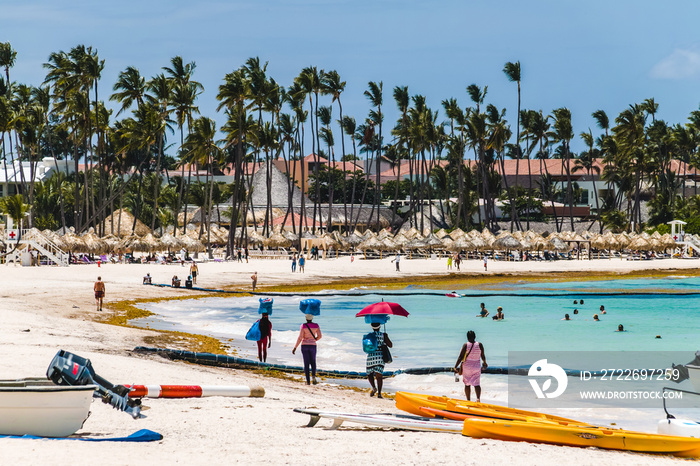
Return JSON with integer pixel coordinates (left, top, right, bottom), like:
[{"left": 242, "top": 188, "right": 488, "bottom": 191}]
[{"left": 355, "top": 302, "right": 409, "bottom": 317}]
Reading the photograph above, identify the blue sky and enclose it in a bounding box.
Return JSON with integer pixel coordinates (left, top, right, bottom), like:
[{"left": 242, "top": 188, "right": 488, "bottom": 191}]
[{"left": 5, "top": 0, "right": 700, "bottom": 155}]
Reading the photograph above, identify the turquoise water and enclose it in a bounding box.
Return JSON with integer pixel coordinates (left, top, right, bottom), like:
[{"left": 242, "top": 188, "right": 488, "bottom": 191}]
[
  {"left": 133, "top": 276, "right": 700, "bottom": 430},
  {"left": 135, "top": 277, "right": 700, "bottom": 370}
]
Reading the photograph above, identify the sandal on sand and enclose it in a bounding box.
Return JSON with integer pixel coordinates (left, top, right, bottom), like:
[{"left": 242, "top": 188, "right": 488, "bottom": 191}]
[
  {"left": 312, "top": 378, "right": 318, "bottom": 385},
  {"left": 377, "top": 394, "right": 383, "bottom": 399},
  {"left": 370, "top": 389, "right": 376, "bottom": 397}
]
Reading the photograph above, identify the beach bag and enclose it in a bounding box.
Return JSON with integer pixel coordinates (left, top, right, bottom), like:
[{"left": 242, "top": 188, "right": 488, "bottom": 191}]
[
  {"left": 362, "top": 332, "right": 377, "bottom": 353},
  {"left": 381, "top": 344, "right": 393, "bottom": 364},
  {"left": 246, "top": 321, "right": 261, "bottom": 341}
]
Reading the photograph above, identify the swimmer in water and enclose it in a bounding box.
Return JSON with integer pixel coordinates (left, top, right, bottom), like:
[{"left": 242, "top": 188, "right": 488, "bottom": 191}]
[
  {"left": 573, "top": 309, "right": 579, "bottom": 315},
  {"left": 593, "top": 314, "right": 600, "bottom": 321},
  {"left": 477, "top": 303, "right": 489, "bottom": 318},
  {"left": 600, "top": 305, "right": 606, "bottom": 314},
  {"left": 563, "top": 314, "right": 570, "bottom": 321},
  {"left": 580, "top": 299, "right": 584, "bottom": 305},
  {"left": 574, "top": 300, "right": 578, "bottom": 305},
  {"left": 492, "top": 306, "right": 504, "bottom": 320},
  {"left": 656, "top": 335, "right": 662, "bottom": 339},
  {"left": 617, "top": 324, "right": 624, "bottom": 332}
]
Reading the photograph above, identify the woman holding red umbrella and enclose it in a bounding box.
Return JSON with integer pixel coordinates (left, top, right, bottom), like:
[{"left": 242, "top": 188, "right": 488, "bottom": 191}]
[{"left": 366, "top": 322, "right": 393, "bottom": 398}]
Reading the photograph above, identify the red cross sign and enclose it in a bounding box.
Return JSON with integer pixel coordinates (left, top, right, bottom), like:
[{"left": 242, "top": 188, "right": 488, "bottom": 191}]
[{"left": 8, "top": 230, "right": 17, "bottom": 240}]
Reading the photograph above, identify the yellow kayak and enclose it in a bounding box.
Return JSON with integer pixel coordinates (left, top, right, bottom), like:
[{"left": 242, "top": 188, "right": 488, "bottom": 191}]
[
  {"left": 462, "top": 418, "right": 700, "bottom": 458},
  {"left": 395, "top": 392, "right": 588, "bottom": 425}
]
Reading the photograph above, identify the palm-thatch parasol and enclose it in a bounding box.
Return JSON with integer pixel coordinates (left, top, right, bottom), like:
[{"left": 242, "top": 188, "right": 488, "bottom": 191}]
[
  {"left": 550, "top": 236, "right": 570, "bottom": 252},
  {"left": 264, "top": 232, "right": 292, "bottom": 249},
  {"left": 180, "top": 234, "right": 206, "bottom": 252},
  {"left": 160, "top": 233, "right": 185, "bottom": 251},
  {"left": 493, "top": 234, "right": 522, "bottom": 252},
  {"left": 104, "top": 209, "right": 151, "bottom": 237},
  {"left": 449, "top": 228, "right": 467, "bottom": 240},
  {"left": 342, "top": 232, "right": 364, "bottom": 247}
]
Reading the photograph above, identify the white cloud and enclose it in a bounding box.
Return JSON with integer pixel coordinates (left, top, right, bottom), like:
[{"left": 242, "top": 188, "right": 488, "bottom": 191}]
[{"left": 650, "top": 48, "right": 700, "bottom": 80}]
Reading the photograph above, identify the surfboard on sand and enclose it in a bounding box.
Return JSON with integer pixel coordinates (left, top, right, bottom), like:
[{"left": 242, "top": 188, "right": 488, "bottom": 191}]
[{"left": 293, "top": 408, "right": 462, "bottom": 433}]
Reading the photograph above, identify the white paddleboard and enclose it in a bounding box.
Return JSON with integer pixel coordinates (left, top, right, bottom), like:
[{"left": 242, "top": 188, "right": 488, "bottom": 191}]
[
  {"left": 294, "top": 408, "right": 462, "bottom": 433},
  {"left": 658, "top": 418, "right": 700, "bottom": 438}
]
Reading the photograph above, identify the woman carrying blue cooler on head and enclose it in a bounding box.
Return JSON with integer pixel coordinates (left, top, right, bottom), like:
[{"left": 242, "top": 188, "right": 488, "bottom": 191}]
[{"left": 292, "top": 299, "right": 322, "bottom": 385}]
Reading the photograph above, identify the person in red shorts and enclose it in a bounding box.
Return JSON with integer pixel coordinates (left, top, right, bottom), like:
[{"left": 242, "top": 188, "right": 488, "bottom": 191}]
[{"left": 257, "top": 313, "right": 272, "bottom": 362}]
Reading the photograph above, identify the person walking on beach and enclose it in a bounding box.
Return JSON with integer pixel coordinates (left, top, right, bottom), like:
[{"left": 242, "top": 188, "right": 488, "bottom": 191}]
[
  {"left": 455, "top": 254, "right": 461, "bottom": 271},
  {"left": 189, "top": 261, "right": 199, "bottom": 285},
  {"left": 94, "top": 276, "right": 105, "bottom": 312},
  {"left": 454, "top": 330, "right": 487, "bottom": 402},
  {"left": 392, "top": 252, "right": 401, "bottom": 272},
  {"left": 251, "top": 271, "right": 258, "bottom": 291},
  {"left": 244, "top": 247, "right": 249, "bottom": 263},
  {"left": 483, "top": 255, "right": 488, "bottom": 271},
  {"left": 257, "top": 313, "right": 272, "bottom": 362},
  {"left": 292, "top": 314, "right": 322, "bottom": 385},
  {"left": 447, "top": 254, "right": 453, "bottom": 270},
  {"left": 180, "top": 248, "right": 187, "bottom": 266},
  {"left": 298, "top": 255, "right": 305, "bottom": 273},
  {"left": 291, "top": 254, "right": 297, "bottom": 273},
  {"left": 366, "top": 322, "right": 392, "bottom": 398}
]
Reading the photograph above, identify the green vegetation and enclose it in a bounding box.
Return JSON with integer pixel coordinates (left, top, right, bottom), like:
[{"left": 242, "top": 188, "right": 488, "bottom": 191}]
[{"left": 2, "top": 40, "right": 700, "bottom": 246}]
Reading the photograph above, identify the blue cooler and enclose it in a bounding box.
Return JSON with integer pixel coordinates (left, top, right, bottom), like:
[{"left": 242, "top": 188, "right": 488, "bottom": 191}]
[
  {"left": 300, "top": 298, "right": 321, "bottom": 316},
  {"left": 258, "top": 297, "right": 273, "bottom": 315},
  {"left": 363, "top": 314, "right": 390, "bottom": 324}
]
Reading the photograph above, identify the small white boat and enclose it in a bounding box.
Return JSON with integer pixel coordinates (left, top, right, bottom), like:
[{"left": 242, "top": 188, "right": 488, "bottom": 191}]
[
  {"left": 659, "top": 418, "right": 700, "bottom": 438},
  {"left": 0, "top": 378, "right": 96, "bottom": 437},
  {"left": 687, "top": 365, "right": 700, "bottom": 392}
]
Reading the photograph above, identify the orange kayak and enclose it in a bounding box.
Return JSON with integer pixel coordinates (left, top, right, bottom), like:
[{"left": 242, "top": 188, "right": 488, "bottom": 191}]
[
  {"left": 396, "top": 391, "right": 588, "bottom": 425},
  {"left": 462, "top": 418, "right": 700, "bottom": 458}
]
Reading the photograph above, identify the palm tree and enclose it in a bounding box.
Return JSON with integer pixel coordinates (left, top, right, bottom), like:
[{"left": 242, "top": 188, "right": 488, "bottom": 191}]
[
  {"left": 576, "top": 129, "right": 602, "bottom": 231},
  {"left": 322, "top": 70, "right": 346, "bottom": 232},
  {"left": 503, "top": 61, "right": 522, "bottom": 230},
  {"left": 0, "top": 194, "right": 30, "bottom": 235},
  {"left": 163, "top": 56, "right": 203, "bottom": 235},
  {"left": 551, "top": 108, "right": 575, "bottom": 231},
  {"left": 393, "top": 86, "right": 411, "bottom": 227},
  {"left": 612, "top": 105, "right": 647, "bottom": 231},
  {"left": 364, "top": 81, "right": 383, "bottom": 232},
  {"left": 294, "top": 67, "right": 325, "bottom": 232},
  {"left": 182, "top": 117, "right": 222, "bottom": 257},
  {"left": 110, "top": 66, "right": 146, "bottom": 116},
  {"left": 145, "top": 73, "right": 174, "bottom": 232},
  {"left": 0, "top": 41, "right": 17, "bottom": 85},
  {"left": 218, "top": 68, "right": 250, "bottom": 253}
]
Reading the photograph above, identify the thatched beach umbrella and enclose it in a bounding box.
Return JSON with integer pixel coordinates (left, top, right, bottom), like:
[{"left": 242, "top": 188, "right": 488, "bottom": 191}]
[
  {"left": 264, "top": 232, "right": 292, "bottom": 249},
  {"left": 160, "top": 233, "right": 185, "bottom": 251},
  {"left": 550, "top": 236, "right": 570, "bottom": 252},
  {"left": 342, "top": 232, "right": 364, "bottom": 248},
  {"left": 180, "top": 234, "right": 206, "bottom": 252},
  {"left": 449, "top": 228, "right": 467, "bottom": 240}
]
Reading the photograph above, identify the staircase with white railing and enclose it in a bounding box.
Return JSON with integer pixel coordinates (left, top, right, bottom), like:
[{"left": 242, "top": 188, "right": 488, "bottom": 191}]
[
  {"left": 4, "top": 229, "right": 69, "bottom": 266},
  {"left": 675, "top": 233, "right": 700, "bottom": 257}
]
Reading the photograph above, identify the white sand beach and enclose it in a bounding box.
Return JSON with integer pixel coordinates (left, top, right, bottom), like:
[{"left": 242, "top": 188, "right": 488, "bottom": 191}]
[{"left": 1, "top": 256, "right": 698, "bottom": 465}]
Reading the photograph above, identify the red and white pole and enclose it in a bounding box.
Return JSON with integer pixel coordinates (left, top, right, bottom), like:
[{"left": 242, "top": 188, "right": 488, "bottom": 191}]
[{"left": 124, "top": 385, "right": 265, "bottom": 399}]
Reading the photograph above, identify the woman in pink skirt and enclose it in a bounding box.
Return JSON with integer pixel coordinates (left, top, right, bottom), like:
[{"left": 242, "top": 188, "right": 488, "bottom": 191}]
[{"left": 454, "top": 330, "right": 488, "bottom": 402}]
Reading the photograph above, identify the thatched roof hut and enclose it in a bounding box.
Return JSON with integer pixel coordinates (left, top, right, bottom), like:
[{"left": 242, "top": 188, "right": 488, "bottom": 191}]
[{"left": 103, "top": 209, "right": 151, "bottom": 237}]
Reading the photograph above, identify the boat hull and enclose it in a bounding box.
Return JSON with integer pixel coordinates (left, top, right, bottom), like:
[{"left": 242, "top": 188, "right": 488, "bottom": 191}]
[{"left": 0, "top": 379, "right": 96, "bottom": 437}]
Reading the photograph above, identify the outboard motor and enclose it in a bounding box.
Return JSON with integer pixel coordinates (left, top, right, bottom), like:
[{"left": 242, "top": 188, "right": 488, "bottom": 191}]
[{"left": 46, "top": 350, "right": 142, "bottom": 419}]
